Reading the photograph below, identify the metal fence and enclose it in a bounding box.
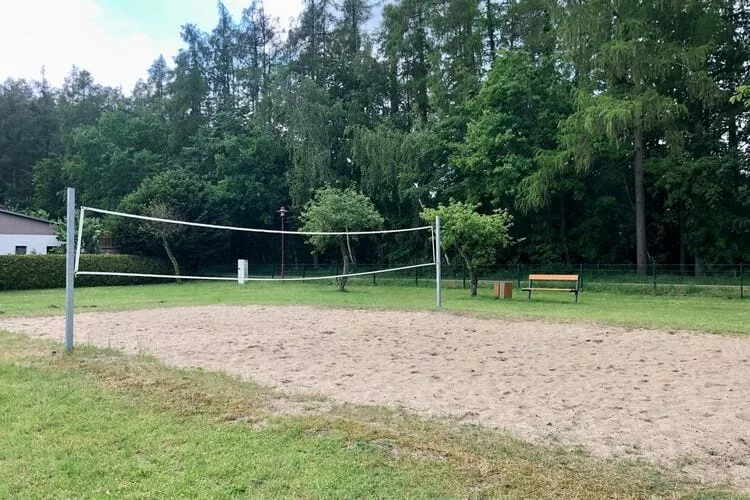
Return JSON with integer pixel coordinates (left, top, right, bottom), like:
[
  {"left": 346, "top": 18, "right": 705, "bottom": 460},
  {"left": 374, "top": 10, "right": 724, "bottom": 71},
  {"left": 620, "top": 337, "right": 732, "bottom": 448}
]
[
  {"left": 444, "top": 263, "right": 746, "bottom": 299},
  {"left": 199, "top": 261, "right": 745, "bottom": 299}
]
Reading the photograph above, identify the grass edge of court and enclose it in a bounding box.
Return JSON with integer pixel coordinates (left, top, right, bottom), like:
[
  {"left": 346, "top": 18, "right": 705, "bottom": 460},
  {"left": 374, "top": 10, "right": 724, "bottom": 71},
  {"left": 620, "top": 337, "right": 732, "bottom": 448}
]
[
  {"left": 1, "top": 331, "right": 740, "bottom": 498},
  {"left": 1, "top": 281, "right": 748, "bottom": 336}
]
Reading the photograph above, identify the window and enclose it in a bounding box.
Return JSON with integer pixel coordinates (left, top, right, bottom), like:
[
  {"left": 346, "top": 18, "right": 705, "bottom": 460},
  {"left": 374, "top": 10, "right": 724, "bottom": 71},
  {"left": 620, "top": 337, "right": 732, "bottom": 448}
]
[{"left": 14, "top": 246, "right": 27, "bottom": 255}]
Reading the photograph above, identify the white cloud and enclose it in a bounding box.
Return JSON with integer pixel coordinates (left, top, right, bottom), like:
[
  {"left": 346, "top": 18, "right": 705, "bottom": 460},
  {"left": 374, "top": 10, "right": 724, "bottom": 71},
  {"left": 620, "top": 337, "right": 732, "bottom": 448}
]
[
  {"left": 0, "top": 0, "right": 304, "bottom": 92},
  {"left": 0, "top": 0, "right": 177, "bottom": 91},
  {"left": 221, "top": 0, "right": 304, "bottom": 27}
]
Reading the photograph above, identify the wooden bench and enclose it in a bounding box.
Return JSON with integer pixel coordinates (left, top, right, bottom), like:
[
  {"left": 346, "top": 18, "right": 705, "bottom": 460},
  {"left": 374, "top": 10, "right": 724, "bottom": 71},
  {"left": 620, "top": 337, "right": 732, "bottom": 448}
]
[{"left": 522, "top": 274, "right": 580, "bottom": 302}]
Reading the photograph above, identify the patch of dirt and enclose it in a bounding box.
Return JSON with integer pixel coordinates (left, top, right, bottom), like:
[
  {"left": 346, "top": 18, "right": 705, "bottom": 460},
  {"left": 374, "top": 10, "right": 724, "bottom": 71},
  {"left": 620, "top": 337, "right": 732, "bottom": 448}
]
[{"left": 2, "top": 304, "right": 749, "bottom": 488}]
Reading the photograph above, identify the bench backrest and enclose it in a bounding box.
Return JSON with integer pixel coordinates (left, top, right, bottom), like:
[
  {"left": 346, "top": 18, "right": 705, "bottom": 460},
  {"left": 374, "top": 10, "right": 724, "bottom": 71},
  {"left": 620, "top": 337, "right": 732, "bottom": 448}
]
[{"left": 528, "top": 274, "right": 579, "bottom": 282}]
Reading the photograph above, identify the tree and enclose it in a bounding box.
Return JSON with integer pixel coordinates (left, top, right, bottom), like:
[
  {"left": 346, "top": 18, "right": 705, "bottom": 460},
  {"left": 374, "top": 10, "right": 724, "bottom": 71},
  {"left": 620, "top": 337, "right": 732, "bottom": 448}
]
[
  {"left": 381, "top": 0, "right": 432, "bottom": 127},
  {"left": 288, "top": 0, "right": 336, "bottom": 83},
  {"left": 168, "top": 25, "right": 210, "bottom": 150},
  {"left": 282, "top": 79, "right": 345, "bottom": 206},
  {"left": 525, "top": 0, "right": 723, "bottom": 274},
  {"left": 0, "top": 77, "right": 62, "bottom": 208},
  {"left": 421, "top": 200, "right": 513, "bottom": 296},
  {"left": 236, "top": 2, "right": 278, "bottom": 119},
  {"left": 208, "top": 2, "right": 238, "bottom": 113},
  {"left": 299, "top": 187, "right": 384, "bottom": 291},
  {"left": 114, "top": 169, "right": 230, "bottom": 274},
  {"left": 457, "top": 50, "right": 576, "bottom": 263},
  {"left": 63, "top": 108, "right": 168, "bottom": 209},
  {"left": 458, "top": 51, "right": 572, "bottom": 208}
]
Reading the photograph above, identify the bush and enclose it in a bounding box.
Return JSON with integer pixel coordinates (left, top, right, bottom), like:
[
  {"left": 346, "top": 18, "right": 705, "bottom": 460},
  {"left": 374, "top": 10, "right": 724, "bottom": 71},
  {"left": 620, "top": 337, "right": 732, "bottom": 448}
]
[{"left": 0, "top": 254, "right": 173, "bottom": 291}]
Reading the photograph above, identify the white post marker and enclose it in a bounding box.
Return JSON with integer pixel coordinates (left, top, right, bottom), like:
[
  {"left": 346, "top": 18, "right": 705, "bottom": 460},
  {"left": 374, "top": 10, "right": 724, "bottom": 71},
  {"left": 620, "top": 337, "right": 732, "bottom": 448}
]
[
  {"left": 237, "top": 259, "right": 248, "bottom": 284},
  {"left": 65, "top": 187, "right": 75, "bottom": 351},
  {"left": 435, "top": 216, "right": 442, "bottom": 308}
]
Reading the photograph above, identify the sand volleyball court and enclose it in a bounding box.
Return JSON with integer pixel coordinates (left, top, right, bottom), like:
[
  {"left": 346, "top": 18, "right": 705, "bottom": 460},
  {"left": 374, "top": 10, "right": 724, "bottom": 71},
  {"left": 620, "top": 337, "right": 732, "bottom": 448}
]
[{"left": 2, "top": 304, "right": 749, "bottom": 487}]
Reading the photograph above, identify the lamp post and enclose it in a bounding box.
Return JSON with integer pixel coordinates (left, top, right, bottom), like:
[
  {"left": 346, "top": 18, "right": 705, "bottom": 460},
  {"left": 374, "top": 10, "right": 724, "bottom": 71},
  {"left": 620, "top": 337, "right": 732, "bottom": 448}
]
[{"left": 277, "top": 206, "right": 288, "bottom": 279}]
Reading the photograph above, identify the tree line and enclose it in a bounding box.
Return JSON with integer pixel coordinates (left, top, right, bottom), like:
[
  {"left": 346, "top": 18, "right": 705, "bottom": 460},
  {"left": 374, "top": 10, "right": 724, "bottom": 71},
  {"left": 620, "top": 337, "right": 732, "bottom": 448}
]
[{"left": 1, "top": 0, "right": 748, "bottom": 275}]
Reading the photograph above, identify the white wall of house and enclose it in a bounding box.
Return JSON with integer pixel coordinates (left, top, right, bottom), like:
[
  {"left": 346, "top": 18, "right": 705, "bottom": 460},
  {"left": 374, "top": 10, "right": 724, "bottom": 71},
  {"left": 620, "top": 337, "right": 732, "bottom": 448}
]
[{"left": 0, "top": 234, "right": 62, "bottom": 255}]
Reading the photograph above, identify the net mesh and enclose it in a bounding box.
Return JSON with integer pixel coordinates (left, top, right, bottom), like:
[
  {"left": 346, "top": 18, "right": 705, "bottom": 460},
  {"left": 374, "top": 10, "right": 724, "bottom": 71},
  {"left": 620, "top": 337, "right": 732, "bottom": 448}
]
[{"left": 75, "top": 207, "right": 436, "bottom": 283}]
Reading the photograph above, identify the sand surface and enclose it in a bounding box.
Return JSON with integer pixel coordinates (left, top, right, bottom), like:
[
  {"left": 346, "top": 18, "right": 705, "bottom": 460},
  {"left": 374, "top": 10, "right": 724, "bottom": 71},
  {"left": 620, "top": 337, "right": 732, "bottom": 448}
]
[{"left": 2, "top": 305, "right": 749, "bottom": 488}]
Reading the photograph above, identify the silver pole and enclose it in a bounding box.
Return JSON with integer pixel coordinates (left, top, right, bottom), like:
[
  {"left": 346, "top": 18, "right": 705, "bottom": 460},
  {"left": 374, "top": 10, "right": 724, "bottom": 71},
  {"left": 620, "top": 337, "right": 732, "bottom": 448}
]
[
  {"left": 65, "top": 187, "right": 75, "bottom": 351},
  {"left": 435, "top": 216, "right": 442, "bottom": 308}
]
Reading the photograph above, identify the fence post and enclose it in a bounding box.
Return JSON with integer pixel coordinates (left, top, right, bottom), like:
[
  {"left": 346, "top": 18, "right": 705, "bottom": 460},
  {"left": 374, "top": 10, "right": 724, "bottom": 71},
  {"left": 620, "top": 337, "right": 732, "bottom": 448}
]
[
  {"left": 372, "top": 263, "right": 376, "bottom": 286},
  {"left": 579, "top": 263, "right": 584, "bottom": 289},
  {"left": 741, "top": 263, "right": 744, "bottom": 300},
  {"left": 652, "top": 260, "right": 657, "bottom": 294},
  {"left": 517, "top": 263, "right": 521, "bottom": 289},
  {"left": 463, "top": 267, "right": 466, "bottom": 289}
]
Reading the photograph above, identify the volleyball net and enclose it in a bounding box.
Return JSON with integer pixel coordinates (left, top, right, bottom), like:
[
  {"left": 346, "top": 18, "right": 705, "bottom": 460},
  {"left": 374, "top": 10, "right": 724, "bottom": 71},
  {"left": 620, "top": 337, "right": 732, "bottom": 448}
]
[{"left": 74, "top": 206, "right": 439, "bottom": 284}]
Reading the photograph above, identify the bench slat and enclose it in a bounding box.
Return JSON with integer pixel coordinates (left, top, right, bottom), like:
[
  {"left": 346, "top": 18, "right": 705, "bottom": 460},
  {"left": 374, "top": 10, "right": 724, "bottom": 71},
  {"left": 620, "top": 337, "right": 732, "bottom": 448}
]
[{"left": 528, "top": 274, "right": 579, "bottom": 281}]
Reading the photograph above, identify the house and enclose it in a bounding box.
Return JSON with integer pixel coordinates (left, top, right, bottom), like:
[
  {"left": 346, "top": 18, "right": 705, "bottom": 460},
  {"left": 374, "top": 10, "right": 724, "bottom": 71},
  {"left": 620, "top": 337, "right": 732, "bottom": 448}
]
[{"left": 0, "top": 209, "right": 63, "bottom": 255}]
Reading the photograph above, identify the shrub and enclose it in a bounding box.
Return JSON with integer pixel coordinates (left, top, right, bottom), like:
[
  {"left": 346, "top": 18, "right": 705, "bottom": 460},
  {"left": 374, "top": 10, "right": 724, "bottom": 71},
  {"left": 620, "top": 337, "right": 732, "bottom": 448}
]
[{"left": 0, "top": 254, "right": 172, "bottom": 291}]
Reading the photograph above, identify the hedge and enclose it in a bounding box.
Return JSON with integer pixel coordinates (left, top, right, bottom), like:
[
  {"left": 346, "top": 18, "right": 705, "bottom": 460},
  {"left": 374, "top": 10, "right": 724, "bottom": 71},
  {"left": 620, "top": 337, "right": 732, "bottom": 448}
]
[{"left": 0, "top": 254, "right": 174, "bottom": 291}]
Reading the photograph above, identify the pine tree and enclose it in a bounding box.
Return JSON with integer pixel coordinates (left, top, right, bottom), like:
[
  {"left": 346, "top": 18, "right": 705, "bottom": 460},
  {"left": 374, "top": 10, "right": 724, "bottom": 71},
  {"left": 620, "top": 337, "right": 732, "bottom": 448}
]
[{"left": 530, "top": 0, "right": 723, "bottom": 274}]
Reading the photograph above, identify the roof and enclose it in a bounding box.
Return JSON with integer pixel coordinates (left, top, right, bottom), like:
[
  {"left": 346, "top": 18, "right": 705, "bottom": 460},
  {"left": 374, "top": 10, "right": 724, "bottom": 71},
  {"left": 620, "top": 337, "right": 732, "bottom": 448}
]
[{"left": 0, "top": 208, "right": 55, "bottom": 224}]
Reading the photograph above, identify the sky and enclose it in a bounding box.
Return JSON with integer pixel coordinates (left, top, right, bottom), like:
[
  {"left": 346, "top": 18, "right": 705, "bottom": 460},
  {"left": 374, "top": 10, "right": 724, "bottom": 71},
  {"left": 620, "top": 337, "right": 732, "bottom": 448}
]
[{"left": 0, "top": 0, "right": 304, "bottom": 92}]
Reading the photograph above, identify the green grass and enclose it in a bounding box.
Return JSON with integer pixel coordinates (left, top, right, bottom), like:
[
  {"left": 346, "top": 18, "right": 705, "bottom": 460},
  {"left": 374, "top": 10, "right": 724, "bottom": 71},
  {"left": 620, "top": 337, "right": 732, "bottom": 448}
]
[
  {"left": 0, "top": 332, "right": 732, "bottom": 498},
  {"left": 0, "top": 335, "right": 460, "bottom": 498},
  {"left": 1, "top": 283, "right": 748, "bottom": 496},
  {"left": 1, "top": 280, "right": 749, "bottom": 334}
]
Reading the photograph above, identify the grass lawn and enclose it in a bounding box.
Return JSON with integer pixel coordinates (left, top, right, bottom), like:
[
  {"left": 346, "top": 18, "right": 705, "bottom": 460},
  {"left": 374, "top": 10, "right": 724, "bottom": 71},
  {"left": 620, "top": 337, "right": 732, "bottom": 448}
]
[
  {"left": 1, "top": 280, "right": 748, "bottom": 334},
  {"left": 1, "top": 281, "right": 748, "bottom": 496},
  {"left": 0, "top": 332, "right": 728, "bottom": 498}
]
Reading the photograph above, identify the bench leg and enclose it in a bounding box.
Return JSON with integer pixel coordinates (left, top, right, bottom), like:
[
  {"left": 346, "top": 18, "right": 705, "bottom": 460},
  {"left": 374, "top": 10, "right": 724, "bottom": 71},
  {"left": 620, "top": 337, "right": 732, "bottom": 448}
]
[
  {"left": 528, "top": 289, "right": 531, "bottom": 300},
  {"left": 574, "top": 290, "right": 578, "bottom": 303}
]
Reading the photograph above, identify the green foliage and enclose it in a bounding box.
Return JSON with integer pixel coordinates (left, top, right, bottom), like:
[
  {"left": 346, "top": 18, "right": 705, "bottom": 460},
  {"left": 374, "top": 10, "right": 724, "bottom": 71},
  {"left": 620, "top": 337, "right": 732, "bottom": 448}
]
[
  {"left": 283, "top": 80, "right": 346, "bottom": 207},
  {"left": 0, "top": 255, "right": 171, "bottom": 291},
  {"left": 114, "top": 169, "right": 230, "bottom": 270},
  {"left": 64, "top": 109, "right": 169, "bottom": 210},
  {"left": 51, "top": 215, "right": 107, "bottom": 255},
  {"left": 457, "top": 51, "right": 572, "bottom": 209},
  {"left": 349, "top": 124, "right": 441, "bottom": 220},
  {"left": 2, "top": 0, "right": 748, "bottom": 274},
  {"left": 730, "top": 85, "right": 750, "bottom": 107},
  {"left": 0, "top": 79, "right": 61, "bottom": 208},
  {"left": 421, "top": 200, "right": 513, "bottom": 295},
  {"left": 300, "top": 187, "right": 384, "bottom": 253},
  {"left": 299, "top": 187, "right": 384, "bottom": 291}
]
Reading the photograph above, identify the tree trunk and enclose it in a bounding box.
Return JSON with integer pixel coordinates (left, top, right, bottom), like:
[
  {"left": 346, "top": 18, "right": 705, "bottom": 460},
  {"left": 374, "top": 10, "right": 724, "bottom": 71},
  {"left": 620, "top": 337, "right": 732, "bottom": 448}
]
[
  {"left": 633, "top": 124, "right": 648, "bottom": 276},
  {"left": 456, "top": 248, "right": 477, "bottom": 297},
  {"left": 339, "top": 239, "right": 349, "bottom": 292},
  {"left": 162, "top": 236, "right": 181, "bottom": 283},
  {"left": 470, "top": 271, "right": 478, "bottom": 297},
  {"left": 485, "top": 0, "right": 495, "bottom": 60},
  {"left": 728, "top": 115, "right": 738, "bottom": 152}
]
